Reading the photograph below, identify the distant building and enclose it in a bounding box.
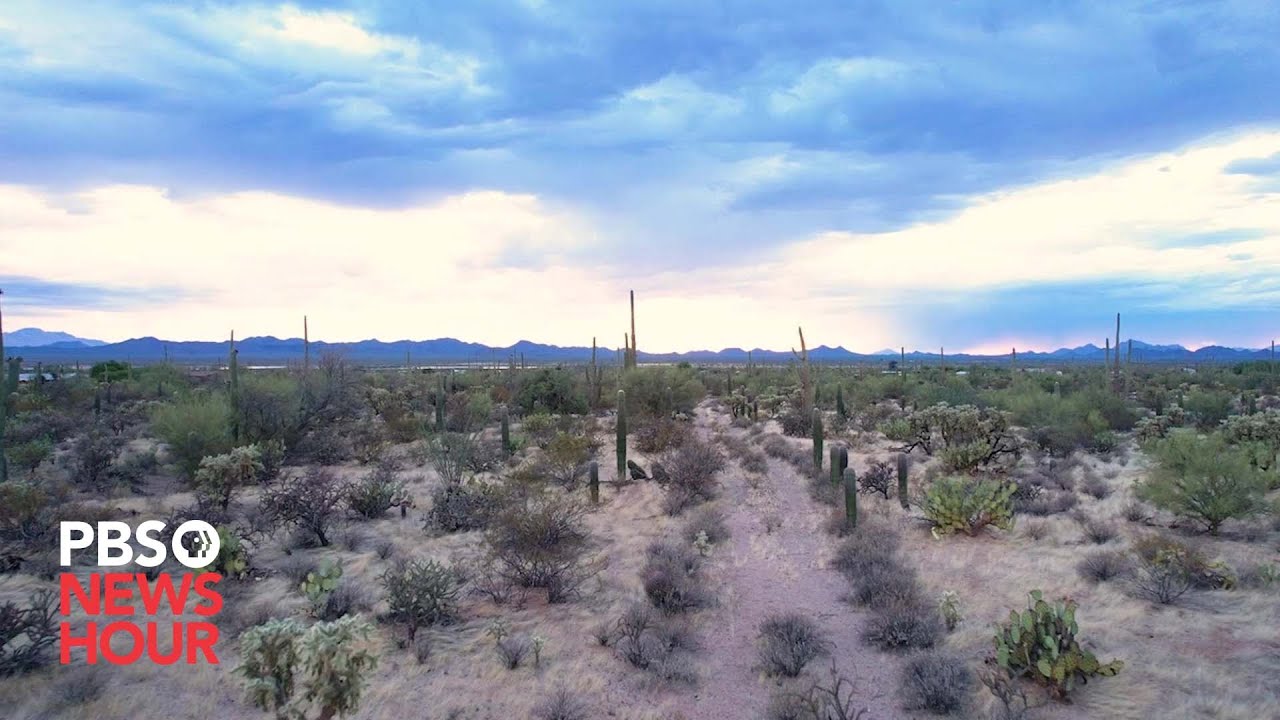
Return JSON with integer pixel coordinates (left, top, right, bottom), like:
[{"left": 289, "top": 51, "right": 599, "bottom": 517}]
[{"left": 17, "top": 372, "right": 57, "bottom": 383}]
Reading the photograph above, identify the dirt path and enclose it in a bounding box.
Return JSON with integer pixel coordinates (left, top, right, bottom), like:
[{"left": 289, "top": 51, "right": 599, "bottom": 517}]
[{"left": 668, "top": 404, "right": 903, "bottom": 720}]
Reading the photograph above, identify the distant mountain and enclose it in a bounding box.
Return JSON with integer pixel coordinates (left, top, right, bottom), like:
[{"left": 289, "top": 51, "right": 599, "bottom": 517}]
[
  {"left": 2, "top": 328, "right": 105, "bottom": 347},
  {"left": 3, "top": 328, "right": 1274, "bottom": 366}
]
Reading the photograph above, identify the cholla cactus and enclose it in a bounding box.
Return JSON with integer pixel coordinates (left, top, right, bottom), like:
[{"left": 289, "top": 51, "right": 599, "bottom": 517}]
[
  {"left": 938, "top": 590, "right": 963, "bottom": 631},
  {"left": 237, "top": 615, "right": 377, "bottom": 720},
  {"left": 693, "top": 530, "right": 712, "bottom": 557}
]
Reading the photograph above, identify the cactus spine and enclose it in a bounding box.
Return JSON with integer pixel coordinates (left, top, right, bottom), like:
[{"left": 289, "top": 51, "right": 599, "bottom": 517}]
[
  {"left": 229, "top": 330, "right": 240, "bottom": 443},
  {"left": 616, "top": 389, "right": 628, "bottom": 477},
  {"left": 843, "top": 467, "right": 858, "bottom": 530},
  {"left": 897, "top": 453, "right": 909, "bottom": 509},
  {"left": 812, "top": 407, "right": 824, "bottom": 471},
  {"left": 588, "top": 460, "right": 599, "bottom": 505}
]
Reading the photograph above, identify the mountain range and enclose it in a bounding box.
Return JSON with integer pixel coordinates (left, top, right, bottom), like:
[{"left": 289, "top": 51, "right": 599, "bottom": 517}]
[{"left": 2, "top": 329, "right": 1275, "bottom": 366}]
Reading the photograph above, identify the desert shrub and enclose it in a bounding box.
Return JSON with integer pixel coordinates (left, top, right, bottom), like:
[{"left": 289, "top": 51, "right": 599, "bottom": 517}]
[
  {"left": 991, "top": 590, "right": 1122, "bottom": 699},
  {"left": 899, "top": 652, "right": 974, "bottom": 715},
  {"left": 1183, "top": 389, "right": 1233, "bottom": 429},
  {"left": 1130, "top": 534, "right": 1233, "bottom": 597},
  {"left": 495, "top": 633, "right": 531, "bottom": 669},
  {"left": 1081, "top": 475, "right": 1112, "bottom": 500},
  {"left": 761, "top": 434, "right": 793, "bottom": 459},
  {"left": 779, "top": 410, "right": 812, "bottom": 438},
  {"left": 635, "top": 417, "right": 691, "bottom": 453},
  {"left": 1122, "top": 501, "right": 1150, "bottom": 523},
  {"left": 921, "top": 476, "right": 1016, "bottom": 536},
  {"left": 1020, "top": 519, "right": 1051, "bottom": 541},
  {"left": 532, "top": 686, "right": 591, "bottom": 720},
  {"left": 236, "top": 615, "right": 377, "bottom": 720},
  {"left": 0, "top": 589, "right": 57, "bottom": 676},
  {"left": 381, "top": 558, "right": 459, "bottom": 642},
  {"left": 425, "top": 480, "right": 498, "bottom": 534},
  {"left": 318, "top": 581, "right": 373, "bottom": 622},
  {"left": 612, "top": 602, "right": 697, "bottom": 683},
  {"left": 893, "top": 403, "right": 1019, "bottom": 471},
  {"left": 682, "top": 505, "right": 730, "bottom": 545},
  {"left": 766, "top": 662, "right": 868, "bottom": 720},
  {"left": 757, "top": 613, "right": 828, "bottom": 678},
  {"left": 192, "top": 445, "right": 263, "bottom": 511},
  {"left": 830, "top": 523, "right": 900, "bottom": 581},
  {"left": 1137, "top": 430, "right": 1268, "bottom": 534},
  {"left": 445, "top": 390, "right": 491, "bottom": 433},
  {"left": 938, "top": 590, "right": 963, "bottom": 632},
  {"left": 151, "top": 393, "right": 233, "bottom": 478},
  {"left": 642, "top": 540, "right": 711, "bottom": 613},
  {"left": 1238, "top": 562, "right": 1280, "bottom": 590},
  {"left": 517, "top": 368, "right": 587, "bottom": 416},
  {"left": 1020, "top": 489, "right": 1078, "bottom": 517},
  {"left": 346, "top": 464, "right": 409, "bottom": 519},
  {"left": 422, "top": 432, "right": 480, "bottom": 485},
  {"left": 660, "top": 437, "right": 725, "bottom": 515},
  {"left": 863, "top": 595, "right": 942, "bottom": 651},
  {"left": 846, "top": 564, "right": 923, "bottom": 611},
  {"left": 1077, "top": 516, "right": 1118, "bottom": 545},
  {"left": 237, "top": 373, "right": 305, "bottom": 447},
  {"left": 68, "top": 428, "right": 124, "bottom": 490},
  {"left": 543, "top": 432, "right": 592, "bottom": 487},
  {"left": 1076, "top": 550, "right": 1133, "bottom": 583},
  {"left": 486, "top": 493, "right": 600, "bottom": 603},
  {"left": 622, "top": 366, "right": 705, "bottom": 419},
  {"left": 857, "top": 459, "right": 895, "bottom": 499},
  {"left": 262, "top": 468, "right": 348, "bottom": 546},
  {"left": 6, "top": 436, "right": 52, "bottom": 476}
]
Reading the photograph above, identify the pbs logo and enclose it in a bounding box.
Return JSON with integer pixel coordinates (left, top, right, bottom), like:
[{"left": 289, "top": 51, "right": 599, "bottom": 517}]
[{"left": 60, "top": 520, "right": 221, "bottom": 569}]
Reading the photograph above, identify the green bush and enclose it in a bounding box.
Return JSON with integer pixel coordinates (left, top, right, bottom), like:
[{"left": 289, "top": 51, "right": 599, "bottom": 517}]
[
  {"left": 192, "top": 445, "right": 263, "bottom": 510},
  {"left": 516, "top": 368, "right": 587, "bottom": 416},
  {"left": 922, "top": 476, "right": 1016, "bottom": 537},
  {"left": 992, "top": 590, "right": 1122, "bottom": 699},
  {"left": 1137, "top": 431, "right": 1268, "bottom": 534},
  {"left": 151, "top": 393, "right": 233, "bottom": 478},
  {"left": 622, "top": 366, "right": 705, "bottom": 419},
  {"left": 236, "top": 373, "right": 304, "bottom": 446},
  {"left": 1183, "top": 389, "right": 1232, "bottom": 430}
]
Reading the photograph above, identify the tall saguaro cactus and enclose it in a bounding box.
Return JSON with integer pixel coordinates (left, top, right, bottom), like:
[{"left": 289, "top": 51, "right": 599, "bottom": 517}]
[
  {"left": 0, "top": 287, "right": 8, "bottom": 482},
  {"left": 897, "top": 453, "right": 909, "bottom": 509},
  {"left": 830, "top": 445, "right": 848, "bottom": 486},
  {"left": 616, "top": 389, "right": 627, "bottom": 478},
  {"left": 793, "top": 326, "right": 811, "bottom": 415},
  {"left": 303, "top": 315, "right": 311, "bottom": 373},
  {"left": 229, "top": 330, "right": 241, "bottom": 443},
  {"left": 588, "top": 461, "right": 600, "bottom": 505},
  {"left": 843, "top": 467, "right": 858, "bottom": 530},
  {"left": 435, "top": 375, "right": 446, "bottom": 433},
  {"left": 629, "top": 289, "right": 638, "bottom": 370},
  {"left": 812, "top": 407, "right": 824, "bottom": 472}
]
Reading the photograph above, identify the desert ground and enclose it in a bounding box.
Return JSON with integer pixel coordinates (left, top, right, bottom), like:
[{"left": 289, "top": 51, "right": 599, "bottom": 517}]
[{"left": 1, "top": 359, "right": 1278, "bottom": 720}]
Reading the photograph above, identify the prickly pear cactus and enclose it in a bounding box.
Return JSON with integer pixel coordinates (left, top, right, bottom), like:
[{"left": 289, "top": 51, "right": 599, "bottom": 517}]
[
  {"left": 301, "top": 560, "right": 343, "bottom": 613},
  {"left": 215, "top": 526, "right": 250, "bottom": 580},
  {"left": 993, "top": 589, "right": 1123, "bottom": 699}
]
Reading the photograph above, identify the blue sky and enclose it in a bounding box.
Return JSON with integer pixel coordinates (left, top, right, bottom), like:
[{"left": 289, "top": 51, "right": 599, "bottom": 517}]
[{"left": 1, "top": 0, "right": 1278, "bottom": 352}]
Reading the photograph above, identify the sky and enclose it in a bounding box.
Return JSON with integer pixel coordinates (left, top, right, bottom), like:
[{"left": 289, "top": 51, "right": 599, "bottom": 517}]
[{"left": 1, "top": 1, "right": 1278, "bottom": 353}]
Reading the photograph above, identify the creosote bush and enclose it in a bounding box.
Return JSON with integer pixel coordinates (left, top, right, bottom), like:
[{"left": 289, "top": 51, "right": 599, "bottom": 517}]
[
  {"left": 899, "top": 652, "right": 974, "bottom": 715},
  {"left": 426, "top": 481, "right": 500, "bottom": 534},
  {"left": 757, "top": 612, "right": 829, "bottom": 678},
  {"left": 532, "top": 686, "right": 591, "bottom": 720},
  {"left": 660, "top": 437, "right": 725, "bottom": 515},
  {"left": 346, "top": 463, "right": 409, "bottom": 519},
  {"left": 150, "top": 393, "right": 232, "bottom": 478},
  {"left": 642, "top": 540, "right": 712, "bottom": 613},
  {"left": 1076, "top": 550, "right": 1133, "bottom": 583},
  {"left": 486, "top": 493, "right": 600, "bottom": 603}
]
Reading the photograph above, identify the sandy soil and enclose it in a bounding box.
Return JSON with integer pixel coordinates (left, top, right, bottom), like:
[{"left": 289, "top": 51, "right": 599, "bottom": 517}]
[{"left": 667, "top": 405, "right": 900, "bottom": 719}]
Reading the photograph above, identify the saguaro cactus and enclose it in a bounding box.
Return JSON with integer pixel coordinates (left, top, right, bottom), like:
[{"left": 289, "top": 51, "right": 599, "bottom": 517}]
[
  {"left": 616, "top": 389, "right": 627, "bottom": 478},
  {"left": 793, "top": 326, "right": 811, "bottom": 414},
  {"left": 435, "top": 375, "right": 446, "bottom": 433},
  {"left": 588, "top": 461, "right": 600, "bottom": 505},
  {"left": 0, "top": 287, "right": 8, "bottom": 483},
  {"left": 835, "top": 385, "right": 847, "bottom": 420},
  {"left": 843, "top": 467, "right": 858, "bottom": 530},
  {"left": 229, "top": 330, "right": 241, "bottom": 443},
  {"left": 500, "top": 410, "right": 511, "bottom": 456},
  {"left": 897, "top": 453, "right": 909, "bottom": 509},
  {"left": 830, "top": 445, "right": 848, "bottom": 486},
  {"left": 812, "top": 407, "right": 824, "bottom": 471}
]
